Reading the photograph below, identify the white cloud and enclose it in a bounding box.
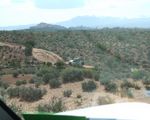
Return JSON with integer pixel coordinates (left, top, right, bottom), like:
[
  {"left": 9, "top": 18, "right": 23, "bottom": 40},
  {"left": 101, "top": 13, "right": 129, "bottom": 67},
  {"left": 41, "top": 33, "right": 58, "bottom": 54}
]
[
  {"left": 0, "top": 0, "right": 150, "bottom": 26},
  {"left": 82, "top": 0, "right": 150, "bottom": 18}
]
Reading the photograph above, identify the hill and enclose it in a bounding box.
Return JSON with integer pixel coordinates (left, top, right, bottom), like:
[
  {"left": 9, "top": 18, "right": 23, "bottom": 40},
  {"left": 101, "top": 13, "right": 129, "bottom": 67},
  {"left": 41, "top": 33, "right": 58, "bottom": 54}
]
[
  {"left": 29, "top": 23, "right": 67, "bottom": 31},
  {"left": 58, "top": 16, "right": 150, "bottom": 28},
  {"left": 1, "top": 28, "right": 150, "bottom": 115},
  {"left": 0, "top": 28, "right": 150, "bottom": 79}
]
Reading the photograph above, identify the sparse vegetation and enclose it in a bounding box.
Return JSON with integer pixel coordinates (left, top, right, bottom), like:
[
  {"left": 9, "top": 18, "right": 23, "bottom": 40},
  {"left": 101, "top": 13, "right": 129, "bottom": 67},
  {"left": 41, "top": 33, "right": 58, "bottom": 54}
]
[{"left": 37, "top": 96, "right": 65, "bottom": 112}]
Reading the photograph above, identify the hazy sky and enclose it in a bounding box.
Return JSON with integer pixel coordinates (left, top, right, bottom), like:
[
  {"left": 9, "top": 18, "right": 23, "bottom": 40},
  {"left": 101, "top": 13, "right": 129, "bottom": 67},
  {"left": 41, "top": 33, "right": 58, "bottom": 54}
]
[{"left": 0, "top": 0, "right": 150, "bottom": 26}]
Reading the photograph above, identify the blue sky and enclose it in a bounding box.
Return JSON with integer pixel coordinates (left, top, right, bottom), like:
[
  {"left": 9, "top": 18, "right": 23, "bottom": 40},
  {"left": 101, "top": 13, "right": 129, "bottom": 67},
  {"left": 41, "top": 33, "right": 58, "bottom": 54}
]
[{"left": 0, "top": 0, "right": 150, "bottom": 26}]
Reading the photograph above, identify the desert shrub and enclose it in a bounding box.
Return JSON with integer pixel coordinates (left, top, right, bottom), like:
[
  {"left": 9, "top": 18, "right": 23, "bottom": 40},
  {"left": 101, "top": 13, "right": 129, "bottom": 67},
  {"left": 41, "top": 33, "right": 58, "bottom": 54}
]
[
  {"left": 30, "top": 75, "right": 43, "bottom": 85},
  {"left": 82, "top": 69, "right": 99, "bottom": 81},
  {"left": 41, "top": 68, "right": 60, "bottom": 84},
  {"left": 97, "top": 95, "right": 114, "bottom": 105},
  {"left": 93, "top": 71, "right": 100, "bottom": 81},
  {"left": 100, "top": 72, "right": 114, "bottom": 85},
  {"left": 24, "top": 40, "right": 35, "bottom": 56},
  {"left": 62, "top": 68, "right": 83, "bottom": 83},
  {"left": 143, "top": 75, "right": 150, "bottom": 85},
  {"left": 120, "top": 88, "right": 134, "bottom": 98},
  {"left": 0, "top": 80, "right": 9, "bottom": 89},
  {"left": 12, "top": 71, "right": 19, "bottom": 78},
  {"left": 19, "top": 86, "right": 46, "bottom": 102},
  {"left": 82, "top": 80, "right": 97, "bottom": 92},
  {"left": 55, "top": 61, "right": 65, "bottom": 69},
  {"left": 49, "top": 79, "right": 61, "bottom": 88},
  {"left": 76, "top": 94, "right": 82, "bottom": 98},
  {"left": 7, "top": 87, "right": 20, "bottom": 98},
  {"left": 15, "top": 80, "right": 27, "bottom": 86},
  {"left": 131, "top": 69, "right": 145, "bottom": 80},
  {"left": 104, "top": 81, "right": 118, "bottom": 93},
  {"left": 37, "top": 97, "right": 65, "bottom": 112},
  {"left": 63, "top": 90, "right": 72, "bottom": 97},
  {"left": 7, "top": 86, "right": 47, "bottom": 101},
  {"left": 121, "top": 80, "right": 138, "bottom": 89},
  {"left": 82, "top": 69, "right": 93, "bottom": 78}
]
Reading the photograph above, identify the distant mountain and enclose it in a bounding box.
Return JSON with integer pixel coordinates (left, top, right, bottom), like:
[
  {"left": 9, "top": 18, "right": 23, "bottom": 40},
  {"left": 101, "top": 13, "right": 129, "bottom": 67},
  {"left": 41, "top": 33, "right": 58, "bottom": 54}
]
[
  {"left": 57, "top": 16, "right": 150, "bottom": 28},
  {"left": 0, "top": 24, "right": 34, "bottom": 30},
  {"left": 29, "top": 22, "right": 67, "bottom": 31},
  {"left": 1, "top": 16, "right": 150, "bottom": 31}
]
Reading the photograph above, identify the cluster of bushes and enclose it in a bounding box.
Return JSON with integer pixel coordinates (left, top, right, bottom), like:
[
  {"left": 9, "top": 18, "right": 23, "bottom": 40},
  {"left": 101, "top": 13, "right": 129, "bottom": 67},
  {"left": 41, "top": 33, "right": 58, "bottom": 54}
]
[
  {"left": 131, "top": 69, "right": 145, "bottom": 80},
  {"left": 15, "top": 80, "right": 27, "bottom": 86},
  {"left": 62, "top": 68, "right": 83, "bottom": 83},
  {"left": 62, "top": 67, "right": 99, "bottom": 83},
  {"left": 0, "top": 80, "right": 9, "bottom": 89},
  {"left": 37, "top": 96, "right": 65, "bottom": 112},
  {"left": 104, "top": 81, "right": 118, "bottom": 93},
  {"left": 82, "top": 80, "right": 97, "bottom": 92},
  {"left": 7, "top": 86, "right": 46, "bottom": 102},
  {"left": 121, "top": 80, "right": 141, "bottom": 90},
  {"left": 37, "top": 67, "right": 60, "bottom": 84},
  {"left": 143, "top": 74, "right": 150, "bottom": 85}
]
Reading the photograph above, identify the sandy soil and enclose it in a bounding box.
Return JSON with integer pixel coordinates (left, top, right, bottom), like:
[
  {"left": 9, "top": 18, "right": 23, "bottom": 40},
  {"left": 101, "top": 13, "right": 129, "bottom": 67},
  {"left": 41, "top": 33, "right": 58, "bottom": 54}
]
[{"left": 32, "top": 48, "right": 63, "bottom": 64}]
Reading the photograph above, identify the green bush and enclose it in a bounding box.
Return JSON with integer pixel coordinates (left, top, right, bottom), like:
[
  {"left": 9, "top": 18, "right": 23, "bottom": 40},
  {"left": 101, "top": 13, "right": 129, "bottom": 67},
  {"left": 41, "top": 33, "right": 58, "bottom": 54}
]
[
  {"left": 99, "top": 72, "right": 114, "bottom": 86},
  {"left": 105, "top": 82, "right": 118, "bottom": 93},
  {"left": 76, "top": 94, "right": 82, "bottom": 98},
  {"left": 15, "top": 80, "right": 27, "bottom": 86},
  {"left": 12, "top": 71, "right": 19, "bottom": 78},
  {"left": 19, "top": 87, "right": 46, "bottom": 102},
  {"left": 143, "top": 75, "right": 150, "bottom": 85},
  {"left": 82, "top": 80, "right": 97, "bottom": 92},
  {"left": 0, "top": 80, "right": 9, "bottom": 89},
  {"left": 7, "top": 86, "right": 46, "bottom": 102},
  {"left": 63, "top": 90, "right": 72, "bottom": 97},
  {"left": 37, "top": 97, "right": 65, "bottom": 112},
  {"left": 62, "top": 68, "right": 83, "bottom": 83},
  {"left": 30, "top": 75, "right": 43, "bottom": 85},
  {"left": 97, "top": 95, "right": 114, "bottom": 105},
  {"left": 7, "top": 87, "right": 20, "bottom": 98},
  {"left": 41, "top": 68, "right": 60, "bottom": 84},
  {"left": 131, "top": 69, "right": 145, "bottom": 80},
  {"left": 55, "top": 61, "right": 65, "bottom": 69},
  {"left": 82, "top": 69, "right": 93, "bottom": 78},
  {"left": 49, "top": 79, "right": 61, "bottom": 88}
]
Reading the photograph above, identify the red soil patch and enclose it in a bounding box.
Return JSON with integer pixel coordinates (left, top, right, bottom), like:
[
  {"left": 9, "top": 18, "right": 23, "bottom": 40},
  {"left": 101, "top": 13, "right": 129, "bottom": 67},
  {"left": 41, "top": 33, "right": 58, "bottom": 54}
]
[{"left": 1, "top": 74, "right": 33, "bottom": 84}]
